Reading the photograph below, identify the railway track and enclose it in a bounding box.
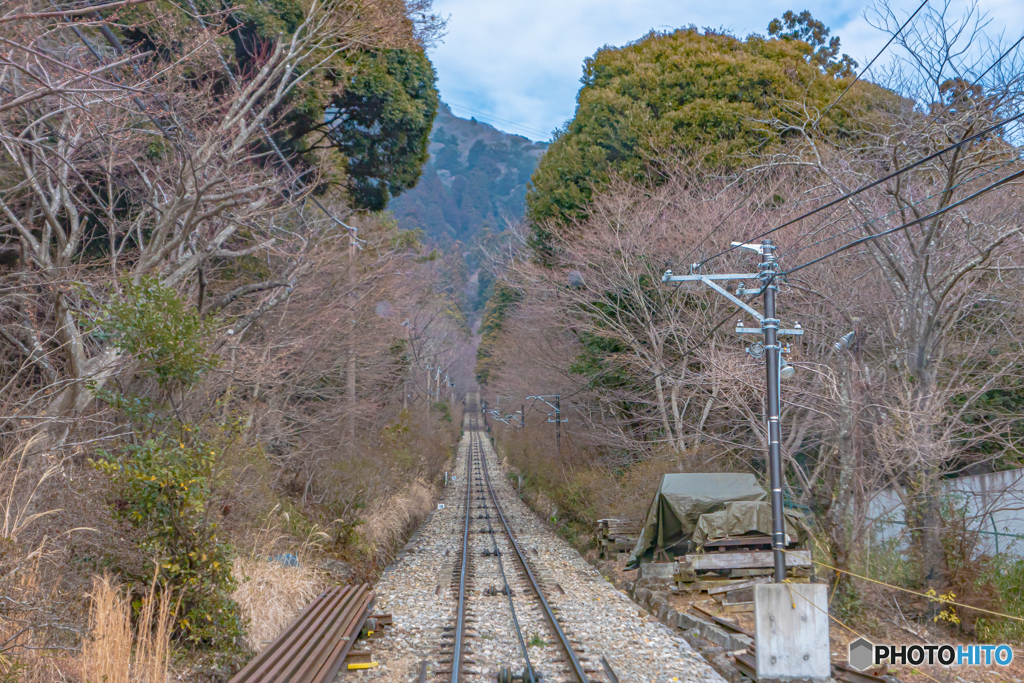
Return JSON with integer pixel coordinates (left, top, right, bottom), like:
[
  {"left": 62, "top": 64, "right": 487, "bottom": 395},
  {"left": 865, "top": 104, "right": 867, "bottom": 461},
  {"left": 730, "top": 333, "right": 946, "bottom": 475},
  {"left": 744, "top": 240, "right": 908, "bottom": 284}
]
[
  {"left": 366, "top": 407, "right": 718, "bottom": 682},
  {"left": 433, "top": 411, "right": 606, "bottom": 683}
]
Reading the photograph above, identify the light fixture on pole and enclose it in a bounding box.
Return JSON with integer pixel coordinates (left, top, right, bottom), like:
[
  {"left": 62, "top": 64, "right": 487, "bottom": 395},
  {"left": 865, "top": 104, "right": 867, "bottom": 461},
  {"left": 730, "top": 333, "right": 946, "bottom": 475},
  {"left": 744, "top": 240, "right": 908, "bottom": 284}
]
[{"left": 663, "top": 240, "right": 803, "bottom": 583}]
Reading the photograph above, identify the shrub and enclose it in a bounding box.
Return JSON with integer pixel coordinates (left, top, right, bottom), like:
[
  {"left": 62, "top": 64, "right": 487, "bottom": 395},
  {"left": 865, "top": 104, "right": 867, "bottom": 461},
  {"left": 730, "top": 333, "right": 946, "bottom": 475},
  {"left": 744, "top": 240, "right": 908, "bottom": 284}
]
[
  {"left": 94, "top": 276, "right": 218, "bottom": 387},
  {"left": 93, "top": 401, "right": 246, "bottom": 647},
  {"left": 91, "top": 279, "right": 244, "bottom": 647}
]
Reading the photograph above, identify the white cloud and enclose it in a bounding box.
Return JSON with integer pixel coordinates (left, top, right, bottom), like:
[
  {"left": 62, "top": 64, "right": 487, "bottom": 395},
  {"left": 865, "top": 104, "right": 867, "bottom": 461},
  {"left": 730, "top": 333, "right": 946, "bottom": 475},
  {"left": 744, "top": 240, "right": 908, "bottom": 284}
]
[{"left": 427, "top": 0, "right": 1024, "bottom": 141}]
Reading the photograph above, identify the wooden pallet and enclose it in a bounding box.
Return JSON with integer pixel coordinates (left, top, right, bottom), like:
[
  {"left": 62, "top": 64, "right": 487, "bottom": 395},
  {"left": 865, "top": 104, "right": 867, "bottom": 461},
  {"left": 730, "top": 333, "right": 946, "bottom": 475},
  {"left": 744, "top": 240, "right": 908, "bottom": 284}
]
[
  {"left": 595, "top": 518, "right": 640, "bottom": 559},
  {"left": 674, "top": 550, "right": 814, "bottom": 593}
]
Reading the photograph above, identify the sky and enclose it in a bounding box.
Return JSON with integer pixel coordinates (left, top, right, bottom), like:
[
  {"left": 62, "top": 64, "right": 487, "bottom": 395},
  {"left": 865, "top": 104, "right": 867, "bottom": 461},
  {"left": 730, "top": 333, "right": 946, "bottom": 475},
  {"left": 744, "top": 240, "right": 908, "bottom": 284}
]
[{"left": 426, "top": 0, "right": 1024, "bottom": 141}]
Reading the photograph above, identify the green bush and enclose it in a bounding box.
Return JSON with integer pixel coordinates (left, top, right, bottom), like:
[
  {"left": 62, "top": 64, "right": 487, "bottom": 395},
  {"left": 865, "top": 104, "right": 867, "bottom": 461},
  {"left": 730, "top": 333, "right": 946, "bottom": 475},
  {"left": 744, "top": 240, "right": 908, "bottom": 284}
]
[
  {"left": 975, "top": 555, "right": 1024, "bottom": 642},
  {"left": 95, "top": 276, "right": 218, "bottom": 387},
  {"left": 91, "top": 279, "right": 244, "bottom": 647},
  {"left": 93, "top": 401, "right": 246, "bottom": 646}
]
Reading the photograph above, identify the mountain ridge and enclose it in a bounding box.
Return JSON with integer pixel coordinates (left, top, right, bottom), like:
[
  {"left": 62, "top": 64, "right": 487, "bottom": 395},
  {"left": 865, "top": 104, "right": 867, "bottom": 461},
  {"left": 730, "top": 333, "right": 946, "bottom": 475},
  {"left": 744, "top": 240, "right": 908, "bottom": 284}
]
[{"left": 389, "top": 102, "right": 548, "bottom": 244}]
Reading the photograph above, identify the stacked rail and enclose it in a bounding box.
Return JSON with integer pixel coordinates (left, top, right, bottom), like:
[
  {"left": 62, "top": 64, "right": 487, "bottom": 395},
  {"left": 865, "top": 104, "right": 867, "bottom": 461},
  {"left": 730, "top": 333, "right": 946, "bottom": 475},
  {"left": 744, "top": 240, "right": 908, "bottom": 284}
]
[
  {"left": 594, "top": 519, "right": 641, "bottom": 559},
  {"left": 228, "top": 584, "right": 375, "bottom": 683}
]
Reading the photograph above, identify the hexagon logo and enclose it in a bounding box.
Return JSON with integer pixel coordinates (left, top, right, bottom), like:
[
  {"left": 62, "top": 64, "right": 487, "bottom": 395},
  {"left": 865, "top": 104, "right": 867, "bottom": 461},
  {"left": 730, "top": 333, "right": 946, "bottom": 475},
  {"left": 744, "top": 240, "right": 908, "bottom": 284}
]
[{"left": 849, "top": 638, "right": 875, "bottom": 671}]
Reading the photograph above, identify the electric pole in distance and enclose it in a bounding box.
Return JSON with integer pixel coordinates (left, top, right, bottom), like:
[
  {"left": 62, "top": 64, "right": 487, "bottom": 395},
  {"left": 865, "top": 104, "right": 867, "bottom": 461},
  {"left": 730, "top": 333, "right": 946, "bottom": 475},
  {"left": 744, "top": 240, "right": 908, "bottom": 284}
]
[
  {"left": 662, "top": 239, "right": 802, "bottom": 583},
  {"left": 526, "top": 395, "right": 566, "bottom": 457}
]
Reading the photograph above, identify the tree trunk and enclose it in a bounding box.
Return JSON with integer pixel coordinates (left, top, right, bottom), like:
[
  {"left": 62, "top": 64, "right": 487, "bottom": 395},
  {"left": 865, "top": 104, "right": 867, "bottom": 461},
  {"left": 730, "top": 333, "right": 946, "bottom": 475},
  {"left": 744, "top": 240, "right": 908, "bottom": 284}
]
[{"left": 653, "top": 372, "right": 675, "bottom": 450}]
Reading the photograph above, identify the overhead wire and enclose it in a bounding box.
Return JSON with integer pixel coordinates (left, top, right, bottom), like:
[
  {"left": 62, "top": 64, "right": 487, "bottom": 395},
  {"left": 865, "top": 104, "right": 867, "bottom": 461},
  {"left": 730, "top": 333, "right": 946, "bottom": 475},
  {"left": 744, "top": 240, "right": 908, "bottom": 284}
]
[
  {"left": 674, "top": 5, "right": 930, "bottom": 270},
  {"left": 814, "top": 0, "right": 929, "bottom": 125},
  {"left": 781, "top": 165, "right": 1024, "bottom": 277},
  {"left": 677, "top": 1, "right": 927, "bottom": 272},
  {"left": 780, "top": 31, "right": 1024, "bottom": 260},
  {"left": 557, "top": 4, "right": 932, "bottom": 405},
  {"left": 445, "top": 101, "right": 552, "bottom": 139},
  {"left": 697, "top": 25, "right": 1024, "bottom": 270},
  {"left": 779, "top": 155, "right": 1022, "bottom": 263}
]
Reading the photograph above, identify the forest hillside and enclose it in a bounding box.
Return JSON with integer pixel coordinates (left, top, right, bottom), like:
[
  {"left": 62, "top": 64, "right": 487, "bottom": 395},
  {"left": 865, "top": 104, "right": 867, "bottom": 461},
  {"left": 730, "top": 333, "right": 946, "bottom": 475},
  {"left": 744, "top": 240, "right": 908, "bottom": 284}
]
[{"left": 390, "top": 103, "right": 548, "bottom": 244}]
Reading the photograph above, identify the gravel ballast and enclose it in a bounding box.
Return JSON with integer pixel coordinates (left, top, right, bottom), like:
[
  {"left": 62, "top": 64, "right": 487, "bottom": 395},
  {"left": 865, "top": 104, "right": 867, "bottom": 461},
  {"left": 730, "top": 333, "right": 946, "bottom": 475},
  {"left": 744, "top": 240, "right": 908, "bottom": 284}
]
[{"left": 350, "top": 419, "right": 725, "bottom": 683}]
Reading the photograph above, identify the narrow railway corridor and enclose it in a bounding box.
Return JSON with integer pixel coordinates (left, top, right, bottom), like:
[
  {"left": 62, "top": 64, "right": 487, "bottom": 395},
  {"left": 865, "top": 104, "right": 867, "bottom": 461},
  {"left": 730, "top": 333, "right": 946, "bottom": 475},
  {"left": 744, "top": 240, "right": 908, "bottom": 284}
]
[{"left": 357, "top": 409, "right": 724, "bottom": 683}]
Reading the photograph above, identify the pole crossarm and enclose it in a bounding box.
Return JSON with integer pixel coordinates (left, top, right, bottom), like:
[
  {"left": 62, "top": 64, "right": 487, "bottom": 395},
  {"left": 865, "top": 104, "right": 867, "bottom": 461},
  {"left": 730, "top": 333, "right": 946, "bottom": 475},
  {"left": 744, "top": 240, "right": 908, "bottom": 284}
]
[
  {"left": 525, "top": 395, "right": 560, "bottom": 412},
  {"left": 662, "top": 238, "right": 799, "bottom": 584},
  {"left": 662, "top": 272, "right": 763, "bottom": 321},
  {"left": 488, "top": 409, "right": 512, "bottom": 425},
  {"left": 662, "top": 271, "right": 804, "bottom": 337}
]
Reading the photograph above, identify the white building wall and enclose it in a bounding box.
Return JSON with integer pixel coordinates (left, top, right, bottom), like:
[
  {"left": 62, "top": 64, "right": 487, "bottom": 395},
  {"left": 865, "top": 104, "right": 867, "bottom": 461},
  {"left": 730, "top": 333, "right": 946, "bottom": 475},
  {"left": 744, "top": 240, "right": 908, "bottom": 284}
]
[{"left": 867, "top": 468, "right": 1024, "bottom": 556}]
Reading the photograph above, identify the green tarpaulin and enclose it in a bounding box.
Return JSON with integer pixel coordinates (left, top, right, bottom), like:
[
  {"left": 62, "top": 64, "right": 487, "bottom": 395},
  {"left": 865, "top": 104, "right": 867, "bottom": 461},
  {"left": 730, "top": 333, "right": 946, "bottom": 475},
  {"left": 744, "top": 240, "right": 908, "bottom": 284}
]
[
  {"left": 691, "top": 500, "right": 807, "bottom": 547},
  {"left": 627, "top": 473, "right": 766, "bottom": 565}
]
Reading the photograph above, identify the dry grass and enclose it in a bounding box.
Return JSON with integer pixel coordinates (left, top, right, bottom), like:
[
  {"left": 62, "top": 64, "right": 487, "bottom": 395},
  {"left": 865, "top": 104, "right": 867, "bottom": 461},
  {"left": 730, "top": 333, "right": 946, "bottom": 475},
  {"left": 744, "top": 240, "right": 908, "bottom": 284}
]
[
  {"left": 1, "top": 437, "right": 63, "bottom": 543},
  {"left": 230, "top": 554, "right": 325, "bottom": 652},
  {"left": 0, "top": 558, "right": 69, "bottom": 683},
  {"left": 230, "top": 515, "right": 328, "bottom": 653},
  {"left": 78, "top": 572, "right": 176, "bottom": 683},
  {"left": 0, "top": 438, "right": 82, "bottom": 682},
  {"left": 359, "top": 478, "right": 434, "bottom": 555}
]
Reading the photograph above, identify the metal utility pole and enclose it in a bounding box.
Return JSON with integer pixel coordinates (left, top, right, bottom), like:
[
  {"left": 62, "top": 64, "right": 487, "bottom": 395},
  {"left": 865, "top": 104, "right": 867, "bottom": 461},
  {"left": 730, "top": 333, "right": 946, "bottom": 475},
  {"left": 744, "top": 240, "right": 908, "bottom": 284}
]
[
  {"left": 555, "top": 395, "right": 561, "bottom": 456},
  {"left": 346, "top": 222, "right": 361, "bottom": 443},
  {"left": 662, "top": 239, "right": 802, "bottom": 583},
  {"left": 401, "top": 320, "right": 411, "bottom": 412},
  {"left": 526, "top": 395, "right": 567, "bottom": 457},
  {"left": 759, "top": 242, "right": 787, "bottom": 583},
  {"left": 426, "top": 364, "right": 432, "bottom": 420}
]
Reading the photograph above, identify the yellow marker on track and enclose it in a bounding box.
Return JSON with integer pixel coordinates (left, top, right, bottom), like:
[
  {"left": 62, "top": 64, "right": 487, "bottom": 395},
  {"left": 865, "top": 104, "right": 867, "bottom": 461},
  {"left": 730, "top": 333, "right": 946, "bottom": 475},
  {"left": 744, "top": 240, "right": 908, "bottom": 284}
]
[{"left": 348, "top": 662, "right": 379, "bottom": 670}]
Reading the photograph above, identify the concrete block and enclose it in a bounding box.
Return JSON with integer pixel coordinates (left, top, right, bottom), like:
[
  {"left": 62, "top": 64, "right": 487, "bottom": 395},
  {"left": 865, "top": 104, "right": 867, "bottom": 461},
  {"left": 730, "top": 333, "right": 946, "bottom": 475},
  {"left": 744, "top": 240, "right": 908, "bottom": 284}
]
[
  {"left": 754, "top": 584, "right": 830, "bottom": 683},
  {"left": 640, "top": 561, "right": 677, "bottom": 580},
  {"left": 680, "top": 628, "right": 702, "bottom": 648},
  {"left": 699, "top": 623, "right": 751, "bottom": 652},
  {"left": 710, "top": 653, "right": 743, "bottom": 683},
  {"left": 675, "top": 610, "right": 708, "bottom": 634}
]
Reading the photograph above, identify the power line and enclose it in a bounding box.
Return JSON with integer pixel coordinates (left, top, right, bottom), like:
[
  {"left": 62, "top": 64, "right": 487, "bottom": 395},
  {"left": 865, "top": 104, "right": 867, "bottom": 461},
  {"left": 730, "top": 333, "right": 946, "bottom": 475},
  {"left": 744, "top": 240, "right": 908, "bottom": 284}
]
[
  {"left": 781, "top": 166, "right": 1024, "bottom": 277},
  {"left": 678, "top": 6, "right": 930, "bottom": 269},
  {"left": 697, "top": 28, "right": 1024, "bottom": 270},
  {"left": 446, "top": 102, "right": 551, "bottom": 137},
  {"left": 696, "top": 107, "right": 1024, "bottom": 270},
  {"left": 815, "top": 0, "right": 929, "bottom": 124},
  {"left": 779, "top": 156, "right": 1021, "bottom": 262},
  {"left": 445, "top": 101, "right": 551, "bottom": 139},
  {"left": 782, "top": 30, "right": 1024, "bottom": 259}
]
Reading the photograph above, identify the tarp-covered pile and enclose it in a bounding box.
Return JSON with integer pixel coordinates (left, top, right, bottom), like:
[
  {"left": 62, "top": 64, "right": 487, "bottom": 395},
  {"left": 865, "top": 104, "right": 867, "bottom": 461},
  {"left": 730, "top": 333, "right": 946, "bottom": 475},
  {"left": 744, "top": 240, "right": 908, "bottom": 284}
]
[
  {"left": 626, "top": 473, "right": 807, "bottom": 567},
  {"left": 692, "top": 500, "right": 806, "bottom": 546}
]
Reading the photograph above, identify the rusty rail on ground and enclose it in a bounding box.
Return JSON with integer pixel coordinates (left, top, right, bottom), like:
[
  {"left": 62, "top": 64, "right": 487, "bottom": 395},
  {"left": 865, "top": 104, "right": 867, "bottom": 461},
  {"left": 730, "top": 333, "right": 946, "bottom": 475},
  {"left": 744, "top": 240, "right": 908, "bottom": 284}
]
[{"left": 229, "top": 583, "right": 375, "bottom": 683}]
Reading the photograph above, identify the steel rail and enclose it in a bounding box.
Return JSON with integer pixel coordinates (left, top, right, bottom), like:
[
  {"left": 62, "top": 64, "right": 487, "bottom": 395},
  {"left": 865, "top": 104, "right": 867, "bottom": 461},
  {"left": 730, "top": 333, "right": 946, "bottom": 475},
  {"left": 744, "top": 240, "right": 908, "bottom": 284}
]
[
  {"left": 475, "top": 430, "right": 537, "bottom": 682},
  {"left": 477, "top": 428, "right": 589, "bottom": 683},
  {"left": 450, "top": 419, "right": 474, "bottom": 683}
]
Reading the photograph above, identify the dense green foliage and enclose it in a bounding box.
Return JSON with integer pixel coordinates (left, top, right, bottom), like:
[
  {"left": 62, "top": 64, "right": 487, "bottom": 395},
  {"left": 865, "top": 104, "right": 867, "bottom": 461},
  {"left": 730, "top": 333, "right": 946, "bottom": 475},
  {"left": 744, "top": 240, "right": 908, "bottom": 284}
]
[
  {"left": 767, "top": 10, "right": 858, "bottom": 76},
  {"left": 117, "top": 0, "right": 439, "bottom": 211},
  {"left": 94, "top": 278, "right": 218, "bottom": 387},
  {"left": 525, "top": 24, "right": 862, "bottom": 242},
  {"left": 92, "top": 280, "right": 244, "bottom": 647},
  {"left": 390, "top": 104, "right": 547, "bottom": 242},
  {"left": 321, "top": 50, "right": 440, "bottom": 210},
  {"left": 475, "top": 281, "right": 522, "bottom": 385}
]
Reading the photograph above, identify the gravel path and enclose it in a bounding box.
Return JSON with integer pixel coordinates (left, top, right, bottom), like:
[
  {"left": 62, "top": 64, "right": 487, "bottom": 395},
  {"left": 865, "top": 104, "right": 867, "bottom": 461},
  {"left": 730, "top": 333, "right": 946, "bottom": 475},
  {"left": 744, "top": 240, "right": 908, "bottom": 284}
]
[{"left": 349, "top": 417, "right": 724, "bottom": 683}]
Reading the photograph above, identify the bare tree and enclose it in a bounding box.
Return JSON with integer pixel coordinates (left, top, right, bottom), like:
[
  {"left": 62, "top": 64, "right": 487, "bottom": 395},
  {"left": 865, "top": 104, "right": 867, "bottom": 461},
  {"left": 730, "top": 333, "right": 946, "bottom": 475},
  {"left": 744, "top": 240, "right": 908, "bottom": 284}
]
[
  {"left": 766, "top": 0, "right": 1024, "bottom": 590},
  {"left": 0, "top": 0, "right": 414, "bottom": 456}
]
